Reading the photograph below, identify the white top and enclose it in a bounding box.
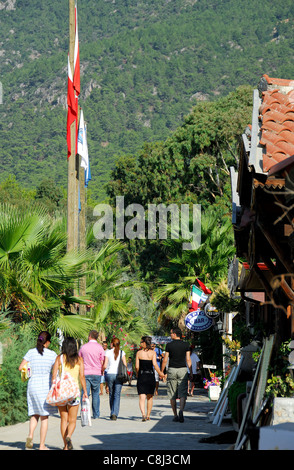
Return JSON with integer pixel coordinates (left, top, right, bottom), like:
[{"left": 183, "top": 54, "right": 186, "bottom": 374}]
[
  {"left": 188, "top": 351, "right": 200, "bottom": 374},
  {"left": 105, "top": 348, "right": 125, "bottom": 374}
]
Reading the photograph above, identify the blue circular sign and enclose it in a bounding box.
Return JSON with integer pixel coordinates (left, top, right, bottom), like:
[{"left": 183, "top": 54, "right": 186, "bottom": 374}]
[{"left": 185, "top": 310, "right": 213, "bottom": 332}]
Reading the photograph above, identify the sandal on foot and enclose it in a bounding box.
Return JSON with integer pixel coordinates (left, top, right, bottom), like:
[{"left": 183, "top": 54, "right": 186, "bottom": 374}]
[
  {"left": 26, "top": 437, "right": 33, "bottom": 449},
  {"left": 65, "top": 436, "right": 73, "bottom": 450}
]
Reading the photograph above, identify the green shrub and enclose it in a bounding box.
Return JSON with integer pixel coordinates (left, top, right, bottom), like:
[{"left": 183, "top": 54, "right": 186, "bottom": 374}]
[
  {"left": 0, "top": 324, "right": 35, "bottom": 426},
  {"left": 228, "top": 381, "right": 247, "bottom": 423}
]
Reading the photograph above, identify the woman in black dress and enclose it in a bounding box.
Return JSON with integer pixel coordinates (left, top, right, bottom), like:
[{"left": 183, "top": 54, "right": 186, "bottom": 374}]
[{"left": 136, "top": 336, "right": 166, "bottom": 421}]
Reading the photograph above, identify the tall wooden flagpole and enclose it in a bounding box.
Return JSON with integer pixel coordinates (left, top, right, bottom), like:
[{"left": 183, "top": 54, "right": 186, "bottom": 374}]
[
  {"left": 67, "top": 0, "right": 79, "bottom": 315},
  {"left": 67, "top": 0, "right": 78, "bottom": 254},
  {"left": 67, "top": 0, "right": 87, "bottom": 314}
]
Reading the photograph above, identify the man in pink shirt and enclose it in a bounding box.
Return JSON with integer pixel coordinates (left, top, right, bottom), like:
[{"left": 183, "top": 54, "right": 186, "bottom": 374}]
[{"left": 79, "top": 330, "right": 105, "bottom": 419}]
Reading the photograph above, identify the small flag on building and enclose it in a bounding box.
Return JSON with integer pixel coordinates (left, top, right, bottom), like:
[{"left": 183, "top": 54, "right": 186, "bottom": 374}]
[
  {"left": 78, "top": 109, "right": 91, "bottom": 186},
  {"left": 189, "top": 285, "right": 203, "bottom": 311},
  {"left": 196, "top": 278, "right": 212, "bottom": 295},
  {"left": 188, "top": 284, "right": 210, "bottom": 311}
]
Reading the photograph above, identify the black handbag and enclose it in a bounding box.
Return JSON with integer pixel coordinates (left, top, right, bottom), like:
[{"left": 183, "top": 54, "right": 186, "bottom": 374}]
[{"left": 117, "top": 351, "right": 128, "bottom": 383}]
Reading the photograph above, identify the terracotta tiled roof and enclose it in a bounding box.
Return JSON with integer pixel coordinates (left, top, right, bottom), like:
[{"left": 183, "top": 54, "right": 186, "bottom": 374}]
[
  {"left": 259, "top": 74, "right": 294, "bottom": 172},
  {"left": 253, "top": 177, "right": 285, "bottom": 189}
]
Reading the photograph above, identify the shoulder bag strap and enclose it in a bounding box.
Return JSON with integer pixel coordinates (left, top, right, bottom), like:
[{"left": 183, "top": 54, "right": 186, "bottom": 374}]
[{"left": 60, "top": 354, "right": 64, "bottom": 378}]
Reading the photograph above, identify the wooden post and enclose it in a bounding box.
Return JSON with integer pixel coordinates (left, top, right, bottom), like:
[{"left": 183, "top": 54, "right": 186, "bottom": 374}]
[
  {"left": 67, "top": 129, "right": 77, "bottom": 252},
  {"left": 79, "top": 159, "right": 86, "bottom": 253},
  {"left": 67, "top": 0, "right": 79, "bottom": 314},
  {"left": 67, "top": 0, "right": 77, "bottom": 254},
  {"left": 67, "top": 1, "right": 87, "bottom": 315},
  {"left": 79, "top": 154, "right": 87, "bottom": 315}
]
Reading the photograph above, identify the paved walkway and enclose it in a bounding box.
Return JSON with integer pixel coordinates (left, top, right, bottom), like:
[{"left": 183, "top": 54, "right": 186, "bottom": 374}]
[{"left": 0, "top": 382, "right": 234, "bottom": 452}]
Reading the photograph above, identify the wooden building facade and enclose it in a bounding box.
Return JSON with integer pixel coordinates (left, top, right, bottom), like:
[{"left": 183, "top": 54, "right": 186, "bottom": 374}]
[{"left": 231, "top": 74, "right": 294, "bottom": 344}]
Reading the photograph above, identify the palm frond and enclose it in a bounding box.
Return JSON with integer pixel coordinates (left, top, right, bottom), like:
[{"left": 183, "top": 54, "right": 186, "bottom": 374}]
[{"left": 50, "top": 313, "right": 94, "bottom": 341}]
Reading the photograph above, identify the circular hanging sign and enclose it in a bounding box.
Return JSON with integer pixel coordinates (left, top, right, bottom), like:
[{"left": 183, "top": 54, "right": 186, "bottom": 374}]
[
  {"left": 185, "top": 309, "right": 213, "bottom": 332},
  {"left": 204, "top": 303, "right": 219, "bottom": 319}
]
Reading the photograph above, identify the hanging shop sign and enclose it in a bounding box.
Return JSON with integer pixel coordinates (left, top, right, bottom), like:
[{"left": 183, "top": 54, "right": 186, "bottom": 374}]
[
  {"left": 204, "top": 303, "right": 219, "bottom": 319},
  {"left": 151, "top": 336, "right": 172, "bottom": 344},
  {"left": 185, "top": 309, "right": 213, "bottom": 332}
]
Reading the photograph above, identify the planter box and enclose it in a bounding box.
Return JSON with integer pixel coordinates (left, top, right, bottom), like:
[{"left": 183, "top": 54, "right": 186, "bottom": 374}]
[
  {"left": 272, "top": 397, "right": 294, "bottom": 425},
  {"left": 259, "top": 423, "right": 294, "bottom": 450},
  {"left": 208, "top": 385, "right": 221, "bottom": 401}
]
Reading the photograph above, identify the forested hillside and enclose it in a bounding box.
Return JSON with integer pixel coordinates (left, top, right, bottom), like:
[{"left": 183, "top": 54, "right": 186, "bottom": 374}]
[
  {"left": 0, "top": 0, "right": 294, "bottom": 201},
  {"left": 106, "top": 85, "right": 253, "bottom": 279}
]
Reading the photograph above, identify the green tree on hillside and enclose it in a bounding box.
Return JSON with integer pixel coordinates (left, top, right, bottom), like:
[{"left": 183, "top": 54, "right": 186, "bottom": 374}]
[
  {"left": 106, "top": 86, "right": 252, "bottom": 280},
  {"left": 1, "top": 1, "right": 294, "bottom": 201},
  {"left": 108, "top": 86, "right": 252, "bottom": 208}
]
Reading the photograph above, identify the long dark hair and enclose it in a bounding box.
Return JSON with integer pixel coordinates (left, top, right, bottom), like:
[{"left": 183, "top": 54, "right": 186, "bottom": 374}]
[
  {"left": 141, "top": 336, "right": 152, "bottom": 350},
  {"left": 36, "top": 331, "right": 51, "bottom": 355},
  {"left": 61, "top": 337, "right": 79, "bottom": 368},
  {"left": 112, "top": 337, "right": 120, "bottom": 360}
]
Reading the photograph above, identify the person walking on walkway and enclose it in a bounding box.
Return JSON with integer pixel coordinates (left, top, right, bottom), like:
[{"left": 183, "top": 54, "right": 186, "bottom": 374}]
[
  {"left": 161, "top": 328, "right": 192, "bottom": 423},
  {"left": 151, "top": 342, "right": 164, "bottom": 395},
  {"left": 100, "top": 341, "right": 109, "bottom": 395},
  {"left": 136, "top": 336, "right": 165, "bottom": 421},
  {"left": 188, "top": 347, "right": 200, "bottom": 396},
  {"left": 79, "top": 330, "right": 105, "bottom": 419},
  {"left": 18, "top": 331, "right": 57, "bottom": 450},
  {"left": 51, "top": 337, "right": 88, "bottom": 450},
  {"left": 103, "top": 337, "right": 127, "bottom": 420},
  {"left": 127, "top": 357, "right": 133, "bottom": 386}
]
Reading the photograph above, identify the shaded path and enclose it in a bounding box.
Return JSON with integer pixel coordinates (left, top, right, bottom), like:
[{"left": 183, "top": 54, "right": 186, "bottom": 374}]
[{"left": 0, "top": 382, "right": 234, "bottom": 451}]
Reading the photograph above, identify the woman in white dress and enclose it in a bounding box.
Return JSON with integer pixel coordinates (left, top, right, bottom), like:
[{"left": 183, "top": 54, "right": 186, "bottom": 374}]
[{"left": 19, "top": 331, "right": 57, "bottom": 450}]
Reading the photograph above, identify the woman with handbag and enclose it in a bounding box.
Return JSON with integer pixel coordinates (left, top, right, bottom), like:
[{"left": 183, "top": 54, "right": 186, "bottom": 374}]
[
  {"left": 51, "top": 337, "right": 88, "bottom": 450},
  {"left": 103, "top": 337, "right": 127, "bottom": 420},
  {"left": 136, "top": 336, "right": 166, "bottom": 421},
  {"left": 18, "top": 331, "right": 57, "bottom": 450}
]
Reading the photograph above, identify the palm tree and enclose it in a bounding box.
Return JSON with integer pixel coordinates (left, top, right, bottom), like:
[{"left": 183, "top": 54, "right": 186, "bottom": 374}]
[
  {"left": 154, "top": 213, "right": 235, "bottom": 322},
  {"left": 0, "top": 203, "right": 151, "bottom": 343},
  {"left": 86, "top": 238, "right": 150, "bottom": 344},
  {"left": 0, "top": 203, "right": 92, "bottom": 337},
  {"left": 0, "top": 309, "right": 11, "bottom": 331}
]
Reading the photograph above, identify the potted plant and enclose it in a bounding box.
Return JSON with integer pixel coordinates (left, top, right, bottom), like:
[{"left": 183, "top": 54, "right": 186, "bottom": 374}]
[{"left": 203, "top": 373, "right": 221, "bottom": 401}]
